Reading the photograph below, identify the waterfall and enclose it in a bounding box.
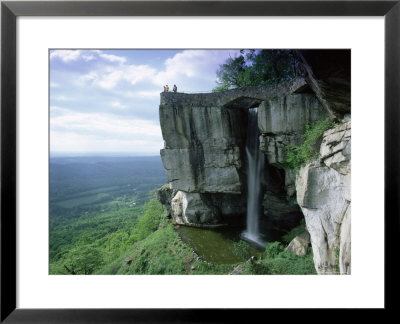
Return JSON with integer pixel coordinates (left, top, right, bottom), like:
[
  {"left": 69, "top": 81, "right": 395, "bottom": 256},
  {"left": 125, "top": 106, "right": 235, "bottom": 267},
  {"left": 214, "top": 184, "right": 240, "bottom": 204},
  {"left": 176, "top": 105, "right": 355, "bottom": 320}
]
[{"left": 242, "top": 107, "right": 265, "bottom": 247}]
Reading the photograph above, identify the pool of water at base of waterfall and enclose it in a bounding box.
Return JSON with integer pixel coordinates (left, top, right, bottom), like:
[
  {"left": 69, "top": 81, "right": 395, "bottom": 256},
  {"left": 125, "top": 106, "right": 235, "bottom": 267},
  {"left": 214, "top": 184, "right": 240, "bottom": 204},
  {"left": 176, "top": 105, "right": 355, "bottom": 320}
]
[{"left": 176, "top": 222, "right": 284, "bottom": 265}]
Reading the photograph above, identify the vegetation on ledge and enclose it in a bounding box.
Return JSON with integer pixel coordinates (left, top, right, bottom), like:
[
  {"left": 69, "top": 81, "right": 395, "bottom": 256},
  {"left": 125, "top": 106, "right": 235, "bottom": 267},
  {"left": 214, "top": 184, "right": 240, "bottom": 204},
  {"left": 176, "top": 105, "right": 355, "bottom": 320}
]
[{"left": 284, "top": 119, "right": 334, "bottom": 170}]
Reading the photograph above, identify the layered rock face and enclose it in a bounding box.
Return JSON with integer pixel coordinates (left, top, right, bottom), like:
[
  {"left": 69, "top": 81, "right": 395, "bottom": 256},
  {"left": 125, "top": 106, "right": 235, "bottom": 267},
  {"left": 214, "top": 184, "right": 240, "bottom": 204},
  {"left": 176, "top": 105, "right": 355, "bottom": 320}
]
[
  {"left": 160, "top": 104, "right": 247, "bottom": 194},
  {"left": 259, "top": 93, "right": 328, "bottom": 168},
  {"left": 258, "top": 93, "right": 329, "bottom": 205},
  {"left": 159, "top": 98, "right": 248, "bottom": 226},
  {"left": 296, "top": 121, "right": 351, "bottom": 274},
  {"left": 159, "top": 80, "right": 312, "bottom": 227}
]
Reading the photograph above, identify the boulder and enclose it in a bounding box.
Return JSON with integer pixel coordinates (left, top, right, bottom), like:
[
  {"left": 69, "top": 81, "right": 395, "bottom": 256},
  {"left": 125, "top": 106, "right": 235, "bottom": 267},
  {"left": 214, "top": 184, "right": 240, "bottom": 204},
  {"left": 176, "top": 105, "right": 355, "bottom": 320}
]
[
  {"left": 170, "top": 191, "right": 221, "bottom": 225},
  {"left": 285, "top": 231, "right": 310, "bottom": 256},
  {"left": 156, "top": 184, "right": 176, "bottom": 217}
]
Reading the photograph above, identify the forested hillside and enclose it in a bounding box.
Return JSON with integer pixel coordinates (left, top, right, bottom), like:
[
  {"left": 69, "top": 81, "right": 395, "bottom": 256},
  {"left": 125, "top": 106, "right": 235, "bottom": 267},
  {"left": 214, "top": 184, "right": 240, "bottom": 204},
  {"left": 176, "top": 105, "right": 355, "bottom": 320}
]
[{"left": 49, "top": 156, "right": 167, "bottom": 274}]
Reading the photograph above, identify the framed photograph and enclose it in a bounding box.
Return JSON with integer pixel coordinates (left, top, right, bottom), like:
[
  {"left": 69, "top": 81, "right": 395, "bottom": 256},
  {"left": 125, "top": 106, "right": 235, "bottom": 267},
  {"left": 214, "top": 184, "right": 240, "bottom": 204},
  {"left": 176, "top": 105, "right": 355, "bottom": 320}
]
[{"left": 1, "top": 0, "right": 398, "bottom": 321}]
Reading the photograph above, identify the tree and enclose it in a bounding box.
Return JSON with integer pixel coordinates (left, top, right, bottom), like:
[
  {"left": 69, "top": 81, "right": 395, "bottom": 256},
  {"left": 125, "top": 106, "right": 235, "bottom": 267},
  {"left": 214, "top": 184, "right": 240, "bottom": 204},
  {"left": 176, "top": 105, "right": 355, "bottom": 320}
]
[
  {"left": 213, "top": 49, "right": 298, "bottom": 91},
  {"left": 63, "top": 244, "right": 104, "bottom": 275}
]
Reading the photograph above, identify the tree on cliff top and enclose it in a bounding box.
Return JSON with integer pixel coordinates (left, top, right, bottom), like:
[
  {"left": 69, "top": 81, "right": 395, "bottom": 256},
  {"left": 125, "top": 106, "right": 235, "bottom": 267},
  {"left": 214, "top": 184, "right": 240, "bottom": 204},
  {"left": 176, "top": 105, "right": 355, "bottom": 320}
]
[{"left": 213, "top": 49, "right": 297, "bottom": 91}]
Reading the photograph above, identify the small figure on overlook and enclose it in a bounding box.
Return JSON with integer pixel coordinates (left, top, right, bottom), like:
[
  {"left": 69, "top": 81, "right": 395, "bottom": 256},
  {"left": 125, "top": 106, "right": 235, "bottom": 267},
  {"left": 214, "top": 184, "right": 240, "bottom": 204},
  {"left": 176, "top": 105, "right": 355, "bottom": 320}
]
[
  {"left": 163, "top": 85, "right": 167, "bottom": 92},
  {"left": 165, "top": 85, "right": 169, "bottom": 92},
  {"left": 173, "top": 84, "right": 177, "bottom": 93}
]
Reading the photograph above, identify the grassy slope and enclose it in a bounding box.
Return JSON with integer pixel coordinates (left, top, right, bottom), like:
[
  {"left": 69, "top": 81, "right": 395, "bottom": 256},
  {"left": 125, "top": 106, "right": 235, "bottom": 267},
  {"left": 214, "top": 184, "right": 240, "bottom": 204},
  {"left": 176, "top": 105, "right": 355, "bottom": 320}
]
[
  {"left": 96, "top": 200, "right": 316, "bottom": 275},
  {"left": 97, "top": 212, "right": 235, "bottom": 275}
]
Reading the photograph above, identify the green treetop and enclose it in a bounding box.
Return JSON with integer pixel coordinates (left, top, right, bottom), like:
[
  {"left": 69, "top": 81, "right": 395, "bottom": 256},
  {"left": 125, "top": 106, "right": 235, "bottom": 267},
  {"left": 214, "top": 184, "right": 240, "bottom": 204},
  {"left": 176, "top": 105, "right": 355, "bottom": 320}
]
[{"left": 213, "top": 49, "right": 298, "bottom": 91}]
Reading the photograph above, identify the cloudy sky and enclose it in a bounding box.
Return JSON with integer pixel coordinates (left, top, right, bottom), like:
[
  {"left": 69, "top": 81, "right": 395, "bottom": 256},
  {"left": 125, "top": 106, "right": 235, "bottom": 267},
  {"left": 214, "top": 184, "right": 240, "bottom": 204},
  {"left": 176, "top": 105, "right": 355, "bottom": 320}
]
[{"left": 50, "top": 49, "right": 239, "bottom": 156}]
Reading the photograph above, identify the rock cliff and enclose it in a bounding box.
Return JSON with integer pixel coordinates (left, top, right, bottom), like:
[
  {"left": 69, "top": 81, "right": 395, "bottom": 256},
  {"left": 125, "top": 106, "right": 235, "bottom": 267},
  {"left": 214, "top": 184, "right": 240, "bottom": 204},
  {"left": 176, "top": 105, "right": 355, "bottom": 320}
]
[
  {"left": 296, "top": 120, "right": 351, "bottom": 274},
  {"left": 157, "top": 49, "right": 351, "bottom": 274},
  {"left": 159, "top": 78, "right": 316, "bottom": 228}
]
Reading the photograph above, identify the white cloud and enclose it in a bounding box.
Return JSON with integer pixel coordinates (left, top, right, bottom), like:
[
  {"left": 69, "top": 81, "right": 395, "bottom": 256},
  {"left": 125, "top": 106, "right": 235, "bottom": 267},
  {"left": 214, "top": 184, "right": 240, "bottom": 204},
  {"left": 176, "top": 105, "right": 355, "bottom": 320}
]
[
  {"left": 50, "top": 49, "right": 127, "bottom": 64},
  {"left": 50, "top": 130, "right": 162, "bottom": 154},
  {"left": 50, "top": 50, "right": 82, "bottom": 62},
  {"left": 81, "top": 54, "right": 96, "bottom": 62},
  {"left": 131, "top": 90, "right": 161, "bottom": 99},
  {"left": 124, "top": 65, "right": 157, "bottom": 85},
  {"left": 99, "top": 53, "right": 126, "bottom": 64},
  {"left": 52, "top": 49, "right": 228, "bottom": 92},
  {"left": 153, "top": 50, "right": 238, "bottom": 90},
  {"left": 78, "top": 64, "right": 156, "bottom": 89},
  {"left": 50, "top": 107, "right": 163, "bottom": 153},
  {"left": 76, "top": 72, "right": 98, "bottom": 87},
  {"left": 53, "top": 95, "right": 72, "bottom": 102},
  {"left": 110, "top": 101, "right": 126, "bottom": 109},
  {"left": 96, "top": 70, "right": 124, "bottom": 89},
  {"left": 49, "top": 49, "right": 235, "bottom": 153},
  {"left": 51, "top": 107, "right": 161, "bottom": 137}
]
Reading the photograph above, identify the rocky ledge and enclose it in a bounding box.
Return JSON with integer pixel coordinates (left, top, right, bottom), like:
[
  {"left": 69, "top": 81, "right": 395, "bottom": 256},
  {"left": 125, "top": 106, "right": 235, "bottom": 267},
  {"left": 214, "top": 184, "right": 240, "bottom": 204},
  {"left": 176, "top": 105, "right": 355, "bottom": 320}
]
[{"left": 296, "top": 120, "right": 351, "bottom": 274}]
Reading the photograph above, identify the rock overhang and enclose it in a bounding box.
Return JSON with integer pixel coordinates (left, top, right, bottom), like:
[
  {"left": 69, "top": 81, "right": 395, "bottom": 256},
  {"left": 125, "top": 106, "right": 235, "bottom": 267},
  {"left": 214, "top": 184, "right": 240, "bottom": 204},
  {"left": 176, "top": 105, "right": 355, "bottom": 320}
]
[{"left": 159, "top": 77, "right": 308, "bottom": 109}]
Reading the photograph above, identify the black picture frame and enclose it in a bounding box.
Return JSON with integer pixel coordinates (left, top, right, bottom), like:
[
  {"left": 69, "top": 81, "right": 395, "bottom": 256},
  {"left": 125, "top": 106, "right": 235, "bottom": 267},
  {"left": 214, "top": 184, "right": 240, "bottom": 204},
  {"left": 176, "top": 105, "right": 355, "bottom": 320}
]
[{"left": 1, "top": 0, "right": 398, "bottom": 322}]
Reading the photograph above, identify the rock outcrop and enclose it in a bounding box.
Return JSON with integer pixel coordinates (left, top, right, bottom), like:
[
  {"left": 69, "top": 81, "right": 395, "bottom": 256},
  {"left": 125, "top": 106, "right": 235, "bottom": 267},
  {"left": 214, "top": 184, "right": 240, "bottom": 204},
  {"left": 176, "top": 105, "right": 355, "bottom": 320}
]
[
  {"left": 285, "top": 231, "right": 311, "bottom": 256},
  {"left": 258, "top": 92, "right": 329, "bottom": 205},
  {"left": 259, "top": 93, "right": 328, "bottom": 168},
  {"left": 160, "top": 104, "right": 246, "bottom": 194},
  {"left": 296, "top": 121, "right": 351, "bottom": 274},
  {"left": 159, "top": 79, "right": 314, "bottom": 227}
]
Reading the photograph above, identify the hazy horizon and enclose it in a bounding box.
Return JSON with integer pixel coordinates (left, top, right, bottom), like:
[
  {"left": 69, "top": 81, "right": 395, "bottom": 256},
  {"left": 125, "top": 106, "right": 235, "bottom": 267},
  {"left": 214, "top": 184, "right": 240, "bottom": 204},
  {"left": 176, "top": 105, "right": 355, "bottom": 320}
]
[{"left": 50, "top": 151, "right": 161, "bottom": 158}]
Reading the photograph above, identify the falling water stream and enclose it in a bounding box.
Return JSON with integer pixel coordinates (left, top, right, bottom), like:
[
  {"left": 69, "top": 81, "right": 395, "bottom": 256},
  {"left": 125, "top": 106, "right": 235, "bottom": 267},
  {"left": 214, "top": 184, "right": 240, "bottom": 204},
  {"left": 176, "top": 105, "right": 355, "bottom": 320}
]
[{"left": 241, "top": 108, "right": 266, "bottom": 248}]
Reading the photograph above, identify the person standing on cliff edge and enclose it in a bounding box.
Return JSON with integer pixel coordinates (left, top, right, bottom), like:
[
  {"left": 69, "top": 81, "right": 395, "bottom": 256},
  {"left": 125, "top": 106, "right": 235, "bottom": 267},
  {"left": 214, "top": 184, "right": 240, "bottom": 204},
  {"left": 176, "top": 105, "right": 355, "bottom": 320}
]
[{"left": 173, "top": 84, "right": 177, "bottom": 92}]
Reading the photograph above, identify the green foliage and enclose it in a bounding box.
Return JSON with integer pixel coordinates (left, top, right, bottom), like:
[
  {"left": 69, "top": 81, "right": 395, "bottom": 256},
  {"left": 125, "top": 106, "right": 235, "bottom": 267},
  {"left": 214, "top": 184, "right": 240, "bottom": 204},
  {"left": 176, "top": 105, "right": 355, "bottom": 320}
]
[
  {"left": 285, "top": 119, "right": 334, "bottom": 170},
  {"left": 100, "top": 223, "right": 192, "bottom": 275},
  {"left": 233, "top": 240, "right": 252, "bottom": 260},
  {"left": 97, "top": 219, "right": 237, "bottom": 275},
  {"left": 49, "top": 156, "right": 168, "bottom": 275},
  {"left": 262, "top": 249, "right": 316, "bottom": 275},
  {"left": 131, "top": 199, "right": 164, "bottom": 242},
  {"left": 62, "top": 244, "right": 104, "bottom": 275},
  {"left": 50, "top": 206, "right": 142, "bottom": 263},
  {"left": 213, "top": 49, "right": 297, "bottom": 91},
  {"left": 190, "top": 261, "right": 234, "bottom": 275},
  {"left": 50, "top": 199, "right": 165, "bottom": 275},
  {"left": 241, "top": 245, "right": 316, "bottom": 275},
  {"left": 282, "top": 219, "right": 306, "bottom": 244},
  {"left": 264, "top": 241, "right": 285, "bottom": 258}
]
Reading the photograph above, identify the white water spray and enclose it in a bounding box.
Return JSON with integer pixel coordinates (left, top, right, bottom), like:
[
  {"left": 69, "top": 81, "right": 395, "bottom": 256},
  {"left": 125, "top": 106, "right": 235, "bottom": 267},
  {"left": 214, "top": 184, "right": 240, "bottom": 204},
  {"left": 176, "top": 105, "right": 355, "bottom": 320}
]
[{"left": 242, "top": 108, "right": 265, "bottom": 247}]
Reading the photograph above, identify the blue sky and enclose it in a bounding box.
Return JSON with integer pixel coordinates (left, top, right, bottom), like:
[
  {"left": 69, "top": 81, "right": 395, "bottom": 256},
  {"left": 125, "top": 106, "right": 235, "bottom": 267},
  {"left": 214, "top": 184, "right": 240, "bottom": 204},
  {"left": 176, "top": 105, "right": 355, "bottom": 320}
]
[{"left": 50, "top": 49, "right": 239, "bottom": 156}]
